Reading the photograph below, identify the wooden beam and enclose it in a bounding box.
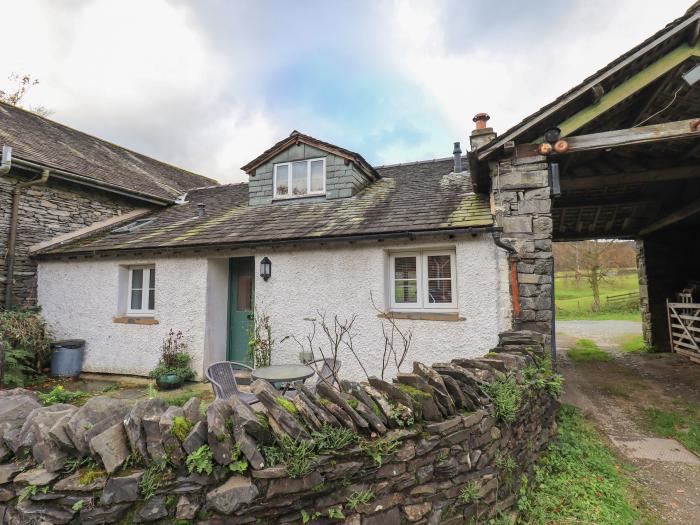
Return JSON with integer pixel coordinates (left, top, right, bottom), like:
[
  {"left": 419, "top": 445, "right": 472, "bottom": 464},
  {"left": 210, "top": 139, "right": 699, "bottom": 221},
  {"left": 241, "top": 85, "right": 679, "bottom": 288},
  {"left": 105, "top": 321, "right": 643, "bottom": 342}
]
[
  {"left": 640, "top": 196, "right": 700, "bottom": 235},
  {"left": 555, "top": 196, "right": 652, "bottom": 208},
  {"left": 477, "top": 12, "right": 700, "bottom": 161},
  {"left": 561, "top": 164, "right": 700, "bottom": 191},
  {"left": 555, "top": 118, "right": 700, "bottom": 156}
]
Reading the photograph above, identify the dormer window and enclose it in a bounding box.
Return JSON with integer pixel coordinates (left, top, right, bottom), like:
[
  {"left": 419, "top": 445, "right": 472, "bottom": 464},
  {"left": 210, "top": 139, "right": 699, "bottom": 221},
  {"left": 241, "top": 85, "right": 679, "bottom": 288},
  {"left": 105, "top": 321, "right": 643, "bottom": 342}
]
[{"left": 273, "top": 158, "right": 326, "bottom": 198}]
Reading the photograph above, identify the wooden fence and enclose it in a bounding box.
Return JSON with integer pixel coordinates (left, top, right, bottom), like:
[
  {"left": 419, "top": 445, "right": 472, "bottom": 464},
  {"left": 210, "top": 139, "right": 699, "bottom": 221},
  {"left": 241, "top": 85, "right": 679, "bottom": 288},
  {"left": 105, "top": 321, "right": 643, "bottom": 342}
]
[
  {"left": 667, "top": 300, "right": 700, "bottom": 363},
  {"left": 605, "top": 291, "right": 640, "bottom": 309}
]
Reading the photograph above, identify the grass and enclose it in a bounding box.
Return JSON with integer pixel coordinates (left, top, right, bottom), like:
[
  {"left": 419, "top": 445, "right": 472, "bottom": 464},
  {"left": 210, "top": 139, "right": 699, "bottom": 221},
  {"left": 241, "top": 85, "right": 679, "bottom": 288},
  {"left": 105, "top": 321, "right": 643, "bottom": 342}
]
[
  {"left": 642, "top": 403, "right": 700, "bottom": 457},
  {"left": 555, "top": 271, "right": 641, "bottom": 321},
  {"left": 567, "top": 339, "right": 611, "bottom": 362},
  {"left": 618, "top": 334, "right": 653, "bottom": 353},
  {"left": 518, "top": 404, "right": 652, "bottom": 524}
]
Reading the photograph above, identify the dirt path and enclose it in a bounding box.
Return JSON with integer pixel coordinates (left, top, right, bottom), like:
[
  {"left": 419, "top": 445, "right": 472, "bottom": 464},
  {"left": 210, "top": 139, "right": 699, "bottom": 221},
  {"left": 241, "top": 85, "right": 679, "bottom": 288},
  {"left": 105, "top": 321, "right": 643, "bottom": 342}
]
[{"left": 557, "top": 320, "right": 700, "bottom": 524}]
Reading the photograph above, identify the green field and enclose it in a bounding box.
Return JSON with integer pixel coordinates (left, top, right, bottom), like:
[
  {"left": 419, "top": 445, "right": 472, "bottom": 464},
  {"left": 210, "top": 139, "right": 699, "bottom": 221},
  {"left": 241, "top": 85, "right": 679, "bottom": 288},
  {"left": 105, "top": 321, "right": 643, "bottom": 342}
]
[{"left": 555, "top": 271, "right": 641, "bottom": 321}]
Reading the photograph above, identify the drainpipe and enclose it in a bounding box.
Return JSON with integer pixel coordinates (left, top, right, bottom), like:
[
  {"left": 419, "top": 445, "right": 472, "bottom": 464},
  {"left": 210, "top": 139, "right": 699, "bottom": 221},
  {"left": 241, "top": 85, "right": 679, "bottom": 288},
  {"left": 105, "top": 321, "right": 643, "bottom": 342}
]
[
  {"left": 492, "top": 232, "right": 521, "bottom": 324},
  {"left": 5, "top": 169, "right": 50, "bottom": 307}
]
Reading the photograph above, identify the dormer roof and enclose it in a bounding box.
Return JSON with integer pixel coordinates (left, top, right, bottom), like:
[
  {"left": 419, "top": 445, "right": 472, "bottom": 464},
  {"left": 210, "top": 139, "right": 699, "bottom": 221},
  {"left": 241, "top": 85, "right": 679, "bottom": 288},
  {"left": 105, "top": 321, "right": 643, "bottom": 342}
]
[{"left": 241, "top": 130, "right": 380, "bottom": 181}]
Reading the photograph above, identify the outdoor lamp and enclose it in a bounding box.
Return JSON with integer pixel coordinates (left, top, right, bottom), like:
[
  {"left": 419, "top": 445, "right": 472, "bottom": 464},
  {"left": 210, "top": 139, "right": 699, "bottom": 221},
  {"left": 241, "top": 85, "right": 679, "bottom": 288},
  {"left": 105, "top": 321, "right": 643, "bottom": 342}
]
[
  {"left": 544, "top": 127, "right": 561, "bottom": 144},
  {"left": 260, "top": 257, "right": 271, "bottom": 281}
]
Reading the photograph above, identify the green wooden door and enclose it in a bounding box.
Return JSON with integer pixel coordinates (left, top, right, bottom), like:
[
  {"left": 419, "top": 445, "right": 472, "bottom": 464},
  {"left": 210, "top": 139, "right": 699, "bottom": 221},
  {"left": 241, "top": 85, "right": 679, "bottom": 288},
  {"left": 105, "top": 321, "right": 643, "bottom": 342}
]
[{"left": 227, "top": 257, "right": 255, "bottom": 363}]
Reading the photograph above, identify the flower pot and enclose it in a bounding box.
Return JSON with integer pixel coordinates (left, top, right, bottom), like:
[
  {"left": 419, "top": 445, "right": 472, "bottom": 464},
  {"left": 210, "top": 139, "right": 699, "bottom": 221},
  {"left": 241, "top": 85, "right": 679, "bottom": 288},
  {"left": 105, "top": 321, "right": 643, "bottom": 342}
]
[{"left": 156, "top": 373, "right": 183, "bottom": 390}]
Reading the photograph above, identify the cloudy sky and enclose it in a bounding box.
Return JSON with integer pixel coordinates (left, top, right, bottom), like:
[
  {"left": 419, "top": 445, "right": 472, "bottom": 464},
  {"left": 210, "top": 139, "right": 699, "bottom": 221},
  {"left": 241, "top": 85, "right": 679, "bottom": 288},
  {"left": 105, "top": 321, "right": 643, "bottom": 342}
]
[{"left": 1, "top": 0, "right": 691, "bottom": 183}]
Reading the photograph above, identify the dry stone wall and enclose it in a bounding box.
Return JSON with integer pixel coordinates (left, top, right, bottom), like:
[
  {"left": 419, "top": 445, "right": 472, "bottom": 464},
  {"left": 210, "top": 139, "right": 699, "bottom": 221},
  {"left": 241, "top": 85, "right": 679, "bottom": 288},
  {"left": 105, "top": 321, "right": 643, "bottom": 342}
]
[
  {"left": 0, "top": 351, "right": 559, "bottom": 525},
  {"left": 0, "top": 172, "right": 140, "bottom": 307}
]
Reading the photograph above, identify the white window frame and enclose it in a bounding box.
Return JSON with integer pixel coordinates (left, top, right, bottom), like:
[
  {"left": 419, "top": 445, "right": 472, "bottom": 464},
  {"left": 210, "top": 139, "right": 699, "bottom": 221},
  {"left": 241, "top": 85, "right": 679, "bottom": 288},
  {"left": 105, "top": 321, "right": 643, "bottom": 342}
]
[
  {"left": 126, "top": 265, "right": 156, "bottom": 316},
  {"left": 273, "top": 157, "right": 326, "bottom": 199},
  {"left": 389, "top": 249, "right": 457, "bottom": 312}
]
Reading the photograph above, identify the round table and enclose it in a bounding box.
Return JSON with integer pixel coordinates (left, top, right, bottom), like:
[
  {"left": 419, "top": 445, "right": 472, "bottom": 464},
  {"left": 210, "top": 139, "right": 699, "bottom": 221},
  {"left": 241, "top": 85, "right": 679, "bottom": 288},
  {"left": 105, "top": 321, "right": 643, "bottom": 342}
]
[{"left": 251, "top": 364, "right": 315, "bottom": 384}]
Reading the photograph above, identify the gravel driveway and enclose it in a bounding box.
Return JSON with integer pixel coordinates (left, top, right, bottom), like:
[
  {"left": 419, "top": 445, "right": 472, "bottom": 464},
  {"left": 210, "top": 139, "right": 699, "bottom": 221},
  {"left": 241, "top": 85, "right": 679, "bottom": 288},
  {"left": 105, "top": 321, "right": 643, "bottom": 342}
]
[{"left": 556, "top": 319, "right": 700, "bottom": 524}]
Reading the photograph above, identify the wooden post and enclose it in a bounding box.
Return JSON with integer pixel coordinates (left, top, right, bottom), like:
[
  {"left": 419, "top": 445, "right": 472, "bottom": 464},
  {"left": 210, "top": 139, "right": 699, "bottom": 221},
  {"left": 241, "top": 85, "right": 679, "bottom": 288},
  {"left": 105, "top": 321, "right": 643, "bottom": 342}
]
[{"left": 667, "top": 298, "right": 674, "bottom": 354}]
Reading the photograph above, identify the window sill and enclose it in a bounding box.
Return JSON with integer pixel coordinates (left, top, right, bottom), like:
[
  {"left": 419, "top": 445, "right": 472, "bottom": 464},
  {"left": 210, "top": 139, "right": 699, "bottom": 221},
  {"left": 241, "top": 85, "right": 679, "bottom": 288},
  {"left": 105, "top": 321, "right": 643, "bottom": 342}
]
[
  {"left": 272, "top": 193, "right": 326, "bottom": 202},
  {"left": 113, "top": 316, "right": 159, "bottom": 325},
  {"left": 378, "top": 312, "right": 464, "bottom": 322}
]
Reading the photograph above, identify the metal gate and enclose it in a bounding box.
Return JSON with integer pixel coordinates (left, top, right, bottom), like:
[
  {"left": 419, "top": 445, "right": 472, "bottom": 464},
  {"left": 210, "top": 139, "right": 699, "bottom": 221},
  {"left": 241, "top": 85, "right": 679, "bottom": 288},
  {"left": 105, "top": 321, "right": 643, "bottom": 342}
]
[{"left": 667, "top": 300, "right": 700, "bottom": 362}]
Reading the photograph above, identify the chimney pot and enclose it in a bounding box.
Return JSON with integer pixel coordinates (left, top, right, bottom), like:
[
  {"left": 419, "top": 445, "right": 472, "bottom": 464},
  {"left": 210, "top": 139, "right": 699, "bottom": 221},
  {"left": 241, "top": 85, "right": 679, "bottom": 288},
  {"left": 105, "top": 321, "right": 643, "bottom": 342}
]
[
  {"left": 469, "top": 112, "right": 497, "bottom": 151},
  {"left": 453, "top": 142, "right": 462, "bottom": 173},
  {"left": 472, "top": 112, "right": 490, "bottom": 130}
]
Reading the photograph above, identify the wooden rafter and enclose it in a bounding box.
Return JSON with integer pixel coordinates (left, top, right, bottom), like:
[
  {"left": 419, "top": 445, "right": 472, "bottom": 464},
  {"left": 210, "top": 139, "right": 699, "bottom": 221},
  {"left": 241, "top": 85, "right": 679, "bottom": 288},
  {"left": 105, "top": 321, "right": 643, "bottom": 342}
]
[
  {"left": 561, "top": 164, "right": 700, "bottom": 190},
  {"left": 640, "top": 195, "right": 700, "bottom": 235}
]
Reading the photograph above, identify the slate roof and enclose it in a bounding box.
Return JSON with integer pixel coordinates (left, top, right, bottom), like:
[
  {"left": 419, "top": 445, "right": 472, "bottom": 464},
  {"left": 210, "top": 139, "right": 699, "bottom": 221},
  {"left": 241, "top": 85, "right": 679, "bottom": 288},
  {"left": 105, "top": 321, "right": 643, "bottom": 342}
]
[
  {"left": 0, "top": 101, "right": 217, "bottom": 202},
  {"left": 37, "top": 157, "right": 494, "bottom": 256}
]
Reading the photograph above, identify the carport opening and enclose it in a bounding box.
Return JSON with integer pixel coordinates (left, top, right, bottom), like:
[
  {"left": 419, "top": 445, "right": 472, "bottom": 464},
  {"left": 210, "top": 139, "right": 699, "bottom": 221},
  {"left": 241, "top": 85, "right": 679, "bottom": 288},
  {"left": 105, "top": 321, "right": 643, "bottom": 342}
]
[{"left": 553, "top": 240, "right": 645, "bottom": 354}]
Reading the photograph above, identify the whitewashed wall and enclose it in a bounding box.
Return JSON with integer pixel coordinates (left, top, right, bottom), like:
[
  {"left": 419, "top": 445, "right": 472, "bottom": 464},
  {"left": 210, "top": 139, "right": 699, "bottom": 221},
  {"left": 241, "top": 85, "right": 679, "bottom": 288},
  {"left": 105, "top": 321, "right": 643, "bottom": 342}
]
[
  {"left": 257, "top": 235, "right": 511, "bottom": 380},
  {"left": 37, "top": 234, "right": 511, "bottom": 381},
  {"left": 37, "top": 257, "right": 215, "bottom": 378}
]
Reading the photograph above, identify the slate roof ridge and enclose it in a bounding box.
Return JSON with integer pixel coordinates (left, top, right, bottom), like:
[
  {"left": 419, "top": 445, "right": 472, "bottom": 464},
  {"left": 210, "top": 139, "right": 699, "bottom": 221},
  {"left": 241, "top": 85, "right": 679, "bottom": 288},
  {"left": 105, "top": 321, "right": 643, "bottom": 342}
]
[
  {"left": 373, "top": 156, "right": 455, "bottom": 169},
  {"left": 184, "top": 181, "right": 248, "bottom": 194}
]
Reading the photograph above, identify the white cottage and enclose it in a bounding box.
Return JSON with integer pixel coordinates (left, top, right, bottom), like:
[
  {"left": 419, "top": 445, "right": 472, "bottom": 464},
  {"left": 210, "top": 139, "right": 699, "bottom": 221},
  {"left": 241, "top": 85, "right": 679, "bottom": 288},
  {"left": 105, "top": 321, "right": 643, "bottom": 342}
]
[{"left": 35, "top": 132, "right": 513, "bottom": 380}]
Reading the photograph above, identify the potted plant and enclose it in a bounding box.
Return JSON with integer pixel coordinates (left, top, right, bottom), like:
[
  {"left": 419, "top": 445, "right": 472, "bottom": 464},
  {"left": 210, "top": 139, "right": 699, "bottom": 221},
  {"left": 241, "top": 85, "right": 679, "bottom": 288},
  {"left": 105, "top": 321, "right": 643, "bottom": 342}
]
[{"left": 149, "top": 329, "right": 194, "bottom": 390}]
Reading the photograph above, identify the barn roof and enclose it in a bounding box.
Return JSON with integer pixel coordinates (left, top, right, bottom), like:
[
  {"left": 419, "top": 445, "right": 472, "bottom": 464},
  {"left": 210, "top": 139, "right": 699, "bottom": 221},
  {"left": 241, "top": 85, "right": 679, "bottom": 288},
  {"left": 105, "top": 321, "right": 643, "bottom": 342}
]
[
  {"left": 477, "top": 4, "right": 700, "bottom": 163},
  {"left": 0, "top": 101, "right": 217, "bottom": 203},
  {"left": 36, "top": 157, "right": 494, "bottom": 257}
]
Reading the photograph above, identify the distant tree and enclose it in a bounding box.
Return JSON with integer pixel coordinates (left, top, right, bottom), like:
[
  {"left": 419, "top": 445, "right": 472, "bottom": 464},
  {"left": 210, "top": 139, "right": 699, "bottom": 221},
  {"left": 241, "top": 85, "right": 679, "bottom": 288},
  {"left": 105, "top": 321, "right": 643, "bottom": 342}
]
[
  {"left": 554, "top": 240, "right": 637, "bottom": 311},
  {"left": 0, "top": 73, "right": 51, "bottom": 116},
  {"left": 582, "top": 240, "right": 616, "bottom": 312}
]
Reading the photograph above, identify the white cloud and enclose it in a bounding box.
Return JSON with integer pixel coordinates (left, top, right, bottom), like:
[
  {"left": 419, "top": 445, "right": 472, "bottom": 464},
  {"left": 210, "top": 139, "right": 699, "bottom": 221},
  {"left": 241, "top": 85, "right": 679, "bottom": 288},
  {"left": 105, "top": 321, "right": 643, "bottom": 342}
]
[
  {"left": 384, "top": 0, "right": 691, "bottom": 142},
  {"left": 0, "top": 0, "right": 694, "bottom": 184}
]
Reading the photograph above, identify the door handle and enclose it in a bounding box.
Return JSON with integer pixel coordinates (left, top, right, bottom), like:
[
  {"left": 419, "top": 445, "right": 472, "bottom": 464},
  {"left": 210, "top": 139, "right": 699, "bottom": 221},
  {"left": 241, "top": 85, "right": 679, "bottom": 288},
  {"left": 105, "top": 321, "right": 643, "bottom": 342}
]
[{"left": 246, "top": 314, "right": 254, "bottom": 320}]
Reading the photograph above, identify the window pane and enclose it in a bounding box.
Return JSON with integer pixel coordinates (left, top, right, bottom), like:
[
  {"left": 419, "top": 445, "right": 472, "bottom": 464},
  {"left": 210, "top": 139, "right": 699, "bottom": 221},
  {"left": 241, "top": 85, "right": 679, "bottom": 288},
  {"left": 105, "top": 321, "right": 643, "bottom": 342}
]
[
  {"left": 131, "top": 289, "right": 143, "bottom": 310},
  {"left": 275, "top": 165, "right": 289, "bottom": 195},
  {"left": 236, "top": 275, "right": 253, "bottom": 311},
  {"left": 428, "top": 280, "right": 452, "bottom": 303},
  {"left": 394, "top": 257, "right": 417, "bottom": 279},
  {"left": 148, "top": 289, "right": 155, "bottom": 310},
  {"left": 310, "top": 160, "right": 324, "bottom": 192},
  {"left": 427, "top": 255, "right": 451, "bottom": 279},
  {"left": 292, "top": 161, "right": 307, "bottom": 195},
  {"left": 395, "top": 280, "right": 418, "bottom": 303},
  {"left": 131, "top": 269, "right": 143, "bottom": 290}
]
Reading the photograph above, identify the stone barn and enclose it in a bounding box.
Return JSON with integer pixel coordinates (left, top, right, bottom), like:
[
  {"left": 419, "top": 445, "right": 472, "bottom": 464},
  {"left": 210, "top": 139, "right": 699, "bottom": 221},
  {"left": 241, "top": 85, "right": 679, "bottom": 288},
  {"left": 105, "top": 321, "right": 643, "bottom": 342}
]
[{"left": 471, "top": 4, "right": 700, "bottom": 359}]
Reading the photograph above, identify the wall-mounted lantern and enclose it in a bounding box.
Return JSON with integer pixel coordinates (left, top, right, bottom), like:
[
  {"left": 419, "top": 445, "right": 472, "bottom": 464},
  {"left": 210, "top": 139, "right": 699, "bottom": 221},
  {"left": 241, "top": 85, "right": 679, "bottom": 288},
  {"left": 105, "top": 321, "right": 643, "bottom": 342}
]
[{"left": 260, "top": 257, "right": 272, "bottom": 281}]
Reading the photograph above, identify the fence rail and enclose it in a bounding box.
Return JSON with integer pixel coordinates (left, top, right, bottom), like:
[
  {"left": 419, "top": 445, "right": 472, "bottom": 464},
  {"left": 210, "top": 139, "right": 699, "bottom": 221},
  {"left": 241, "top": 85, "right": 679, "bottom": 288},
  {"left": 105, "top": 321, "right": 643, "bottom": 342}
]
[
  {"left": 667, "top": 301, "right": 700, "bottom": 363},
  {"left": 605, "top": 291, "right": 640, "bottom": 308}
]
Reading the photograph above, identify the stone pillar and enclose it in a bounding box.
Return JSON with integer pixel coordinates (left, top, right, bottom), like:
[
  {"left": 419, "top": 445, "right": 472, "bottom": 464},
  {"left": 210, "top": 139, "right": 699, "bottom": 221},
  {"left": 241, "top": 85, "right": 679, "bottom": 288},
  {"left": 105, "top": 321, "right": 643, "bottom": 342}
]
[{"left": 490, "top": 150, "right": 553, "bottom": 348}]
